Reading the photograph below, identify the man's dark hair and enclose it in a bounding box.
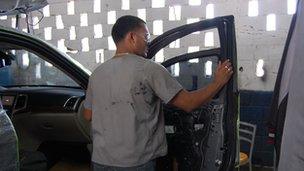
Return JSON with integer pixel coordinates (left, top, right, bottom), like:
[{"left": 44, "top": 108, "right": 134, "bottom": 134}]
[{"left": 111, "top": 15, "right": 146, "bottom": 44}]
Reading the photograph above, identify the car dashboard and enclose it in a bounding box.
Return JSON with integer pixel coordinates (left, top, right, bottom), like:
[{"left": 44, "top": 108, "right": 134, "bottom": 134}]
[{"left": 0, "top": 86, "right": 90, "bottom": 150}]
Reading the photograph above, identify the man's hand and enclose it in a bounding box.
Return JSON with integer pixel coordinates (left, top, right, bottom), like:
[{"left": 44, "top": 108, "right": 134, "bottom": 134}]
[
  {"left": 213, "top": 59, "right": 233, "bottom": 87},
  {"left": 170, "top": 59, "right": 234, "bottom": 113}
]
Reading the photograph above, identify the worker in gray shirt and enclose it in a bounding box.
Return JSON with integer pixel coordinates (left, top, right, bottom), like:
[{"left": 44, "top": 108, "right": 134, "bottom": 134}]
[{"left": 83, "top": 15, "right": 233, "bottom": 171}]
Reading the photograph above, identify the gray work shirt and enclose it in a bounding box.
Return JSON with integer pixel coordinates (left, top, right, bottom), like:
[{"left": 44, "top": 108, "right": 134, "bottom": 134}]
[{"left": 84, "top": 54, "right": 183, "bottom": 167}]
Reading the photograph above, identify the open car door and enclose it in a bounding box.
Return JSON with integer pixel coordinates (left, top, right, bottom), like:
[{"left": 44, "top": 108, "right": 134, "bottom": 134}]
[{"left": 147, "top": 15, "right": 238, "bottom": 171}]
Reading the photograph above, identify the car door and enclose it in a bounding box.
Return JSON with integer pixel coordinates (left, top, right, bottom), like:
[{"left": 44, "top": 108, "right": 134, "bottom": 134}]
[{"left": 147, "top": 15, "right": 238, "bottom": 171}]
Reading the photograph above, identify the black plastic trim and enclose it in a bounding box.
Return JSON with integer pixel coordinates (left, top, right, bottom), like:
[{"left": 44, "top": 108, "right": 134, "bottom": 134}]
[{"left": 162, "top": 48, "right": 221, "bottom": 67}]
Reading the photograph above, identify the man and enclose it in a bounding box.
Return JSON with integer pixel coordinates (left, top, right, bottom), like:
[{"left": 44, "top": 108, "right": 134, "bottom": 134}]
[{"left": 83, "top": 15, "right": 233, "bottom": 171}]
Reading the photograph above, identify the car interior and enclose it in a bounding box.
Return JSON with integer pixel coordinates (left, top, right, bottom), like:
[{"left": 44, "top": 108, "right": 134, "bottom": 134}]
[{"left": 0, "top": 45, "right": 91, "bottom": 169}]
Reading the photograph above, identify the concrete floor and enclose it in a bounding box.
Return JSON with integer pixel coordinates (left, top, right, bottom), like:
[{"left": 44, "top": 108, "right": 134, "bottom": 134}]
[
  {"left": 50, "top": 161, "right": 90, "bottom": 171},
  {"left": 240, "top": 165, "right": 274, "bottom": 171}
]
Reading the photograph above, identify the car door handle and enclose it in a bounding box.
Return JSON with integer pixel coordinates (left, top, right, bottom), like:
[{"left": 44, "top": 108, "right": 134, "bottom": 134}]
[{"left": 42, "top": 123, "right": 54, "bottom": 130}]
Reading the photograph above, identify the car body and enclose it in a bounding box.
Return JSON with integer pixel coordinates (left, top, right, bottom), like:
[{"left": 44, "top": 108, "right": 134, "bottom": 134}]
[{"left": 0, "top": 15, "right": 238, "bottom": 171}]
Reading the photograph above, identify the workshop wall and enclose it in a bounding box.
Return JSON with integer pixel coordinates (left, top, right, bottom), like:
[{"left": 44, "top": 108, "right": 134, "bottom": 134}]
[
  {"left": 240, "top": 90, "right": 274, "bottom": 166},
  {"left": 0, "top": 0, "right": 296, "bottom": 91}
]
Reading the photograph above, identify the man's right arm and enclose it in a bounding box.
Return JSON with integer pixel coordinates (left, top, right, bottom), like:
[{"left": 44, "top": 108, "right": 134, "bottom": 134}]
[{"left": 170, "top": 60, "right": 233, "bottom": 113}]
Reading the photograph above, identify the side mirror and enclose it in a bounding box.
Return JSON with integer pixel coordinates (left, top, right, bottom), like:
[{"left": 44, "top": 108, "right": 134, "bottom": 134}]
[{"left": 0, "top": 51, "right": 15, "bottom": 68}]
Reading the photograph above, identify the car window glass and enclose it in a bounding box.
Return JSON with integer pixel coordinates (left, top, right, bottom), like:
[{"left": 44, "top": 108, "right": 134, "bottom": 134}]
[
  {"left": 0, "top": 49, "right": 79, "bottom": 87},
  {"left": 152, "top": 28, "right": 219, "bottom": 63},
  {"left": 165, "top": 56, "right": 218, "bottom": 91}
]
